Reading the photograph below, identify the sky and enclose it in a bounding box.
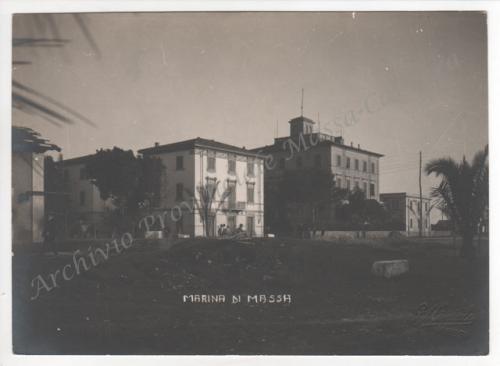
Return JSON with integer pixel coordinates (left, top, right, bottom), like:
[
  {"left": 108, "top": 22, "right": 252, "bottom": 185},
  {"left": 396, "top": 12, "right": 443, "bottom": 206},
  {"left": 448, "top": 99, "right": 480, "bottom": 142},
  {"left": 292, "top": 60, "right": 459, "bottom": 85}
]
[{"left": 12, "top": 12, "right": 488, "bottom": 219}]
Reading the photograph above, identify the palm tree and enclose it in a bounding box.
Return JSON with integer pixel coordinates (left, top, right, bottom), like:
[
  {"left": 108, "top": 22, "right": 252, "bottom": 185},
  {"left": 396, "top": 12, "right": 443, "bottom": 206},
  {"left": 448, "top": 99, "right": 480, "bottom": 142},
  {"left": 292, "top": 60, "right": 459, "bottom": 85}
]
[
  {"left": 13, "top": 14, "right": 99, "bottom": 127},
  {"left": 186, "top": 181, "right": 231, "bottom": 237},
  {"left": 425, "top": 146, "right": 488, "bottom": 258}
]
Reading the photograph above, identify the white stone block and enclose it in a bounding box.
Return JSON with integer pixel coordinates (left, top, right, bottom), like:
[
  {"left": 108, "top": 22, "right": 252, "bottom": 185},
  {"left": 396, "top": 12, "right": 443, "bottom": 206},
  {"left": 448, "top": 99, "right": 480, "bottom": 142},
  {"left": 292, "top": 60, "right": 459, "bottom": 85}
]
[
  {"left": 371, "top": 259, "right": 409, "bottom": 279},
  {"left": 145, "top": 230, "right": 163, "bottom": 239}
]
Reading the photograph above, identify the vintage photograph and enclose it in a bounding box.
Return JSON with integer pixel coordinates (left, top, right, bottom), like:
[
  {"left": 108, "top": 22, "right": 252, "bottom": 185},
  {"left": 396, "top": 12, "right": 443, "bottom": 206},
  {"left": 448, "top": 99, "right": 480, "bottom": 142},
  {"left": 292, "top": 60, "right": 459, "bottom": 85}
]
[{"left": 10, "top": 11, "right": 488, "bottom": 355}]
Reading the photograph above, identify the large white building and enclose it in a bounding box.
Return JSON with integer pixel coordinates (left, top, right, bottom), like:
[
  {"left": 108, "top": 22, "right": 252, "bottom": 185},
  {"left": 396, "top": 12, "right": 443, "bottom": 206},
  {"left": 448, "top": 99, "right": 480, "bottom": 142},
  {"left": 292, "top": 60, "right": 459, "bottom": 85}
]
[
  {"left": 138, "top": 138, "right": 265, "bottom": 237},
  {"left": 252, "top": 115, "right": 383, "bottom": 232}
]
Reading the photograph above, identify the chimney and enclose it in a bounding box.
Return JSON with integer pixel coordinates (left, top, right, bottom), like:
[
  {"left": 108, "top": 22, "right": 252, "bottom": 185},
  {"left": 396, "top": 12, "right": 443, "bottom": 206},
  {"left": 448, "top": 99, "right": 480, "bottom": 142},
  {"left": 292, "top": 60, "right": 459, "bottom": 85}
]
[
  {"left": 350, "top": 142, "right": 353, "bottom": 147},
  {"left": 154, "top": 142, "right": 159, "bottom": 147},
  {"left": 358, "top": 144, "right": 360, "bottom": 149}
]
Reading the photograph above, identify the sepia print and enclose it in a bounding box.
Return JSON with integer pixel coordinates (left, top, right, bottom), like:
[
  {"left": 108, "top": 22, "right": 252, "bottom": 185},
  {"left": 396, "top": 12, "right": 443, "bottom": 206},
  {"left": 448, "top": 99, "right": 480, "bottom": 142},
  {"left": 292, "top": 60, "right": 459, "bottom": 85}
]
[{"left": 10, "top": 11, "right": 488, "bottom": 355}]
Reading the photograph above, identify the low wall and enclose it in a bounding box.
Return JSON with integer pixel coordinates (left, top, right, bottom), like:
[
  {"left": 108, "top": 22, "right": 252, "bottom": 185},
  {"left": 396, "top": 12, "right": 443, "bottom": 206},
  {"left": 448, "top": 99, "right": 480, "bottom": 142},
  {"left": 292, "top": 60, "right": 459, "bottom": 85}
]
[
  {"left": 430, "top": 230, "right": 452, "bottom": 237},
  {"left": 311, "top": 230, "right": 433, "bottom": 240}
]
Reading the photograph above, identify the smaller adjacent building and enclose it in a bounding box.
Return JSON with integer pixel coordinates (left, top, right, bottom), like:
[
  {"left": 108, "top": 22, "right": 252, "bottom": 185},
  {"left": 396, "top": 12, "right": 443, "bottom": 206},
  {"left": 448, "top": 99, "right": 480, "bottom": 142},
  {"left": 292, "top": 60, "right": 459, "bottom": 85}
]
[
  {"left": 380, "top": 192, "right": 432, "bottom": 236},
  {"left": 12, "top": 127, "right": 60, "bottom": 248},
  {"left": 56, "top": 154, "right": 113, "bottom": 237}
]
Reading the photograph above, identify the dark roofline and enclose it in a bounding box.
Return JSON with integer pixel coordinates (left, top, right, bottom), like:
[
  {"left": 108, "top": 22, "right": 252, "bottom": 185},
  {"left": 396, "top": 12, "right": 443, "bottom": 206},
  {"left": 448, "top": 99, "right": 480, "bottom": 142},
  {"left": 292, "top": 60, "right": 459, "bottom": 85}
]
[
  {"left": 288, "top": 115, "right": 316, "bottom": 124},
  {"left": 57, "top": 153, "right": 95, "bottom": 166},
  {"left": 138, "top": 137, "right": 264, "bottom": 159},
  {"left": 250, "top": 138, "right": 384, "bottom": 158}
]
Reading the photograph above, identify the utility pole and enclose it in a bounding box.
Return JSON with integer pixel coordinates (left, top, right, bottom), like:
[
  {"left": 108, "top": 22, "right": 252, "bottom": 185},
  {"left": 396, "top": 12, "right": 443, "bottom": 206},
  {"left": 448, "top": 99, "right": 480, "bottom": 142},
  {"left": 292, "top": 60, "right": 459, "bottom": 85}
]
[
  {"left": 301, "top": 88, "right": 304, "bottom": 116},
  {"left": 317, "top": 112, "right": 321, "bottom": 134},
  {"left": 419, "top": 151, "right": 423, "bottom": 238}
]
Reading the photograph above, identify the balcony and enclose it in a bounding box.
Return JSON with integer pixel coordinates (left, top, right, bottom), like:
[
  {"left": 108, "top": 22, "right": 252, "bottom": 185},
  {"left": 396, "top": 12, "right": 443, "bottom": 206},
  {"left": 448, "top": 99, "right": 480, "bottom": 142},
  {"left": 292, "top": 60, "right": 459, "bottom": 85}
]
[{"left": 223, "top": 201, "right": 246, "bottom": 211}]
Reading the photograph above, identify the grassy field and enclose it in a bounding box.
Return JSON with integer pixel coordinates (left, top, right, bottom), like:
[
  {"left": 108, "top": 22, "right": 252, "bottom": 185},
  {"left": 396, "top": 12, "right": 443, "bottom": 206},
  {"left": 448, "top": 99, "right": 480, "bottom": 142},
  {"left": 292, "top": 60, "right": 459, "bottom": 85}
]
[{"left": 12, "top": 236, "right": 489, "bottom": 355}]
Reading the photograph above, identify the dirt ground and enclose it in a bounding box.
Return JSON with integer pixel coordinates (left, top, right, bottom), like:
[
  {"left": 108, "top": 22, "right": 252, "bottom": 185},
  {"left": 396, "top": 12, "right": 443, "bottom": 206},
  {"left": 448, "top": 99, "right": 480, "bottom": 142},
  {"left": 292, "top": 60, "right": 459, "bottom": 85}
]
[{"left": 12, "top": 236, "right": 489, "bottom": 355}]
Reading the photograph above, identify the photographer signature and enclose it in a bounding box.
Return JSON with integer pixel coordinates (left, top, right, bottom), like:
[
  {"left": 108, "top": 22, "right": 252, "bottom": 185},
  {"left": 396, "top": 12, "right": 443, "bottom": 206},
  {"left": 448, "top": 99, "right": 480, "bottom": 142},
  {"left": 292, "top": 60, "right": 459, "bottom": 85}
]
[{"left": 415, "top": 302, "right": 475, "bottom": 335}]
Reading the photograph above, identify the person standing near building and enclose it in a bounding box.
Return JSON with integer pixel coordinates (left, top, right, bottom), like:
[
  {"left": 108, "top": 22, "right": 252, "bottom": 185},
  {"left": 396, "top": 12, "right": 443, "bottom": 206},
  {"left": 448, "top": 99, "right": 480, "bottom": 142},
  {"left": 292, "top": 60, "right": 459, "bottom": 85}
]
[
  {"left": 42, "top": 214, "right": 58, "bottom": 255},
  {"left": 217, "top": 224, "right": 224, "bottom": 237}
]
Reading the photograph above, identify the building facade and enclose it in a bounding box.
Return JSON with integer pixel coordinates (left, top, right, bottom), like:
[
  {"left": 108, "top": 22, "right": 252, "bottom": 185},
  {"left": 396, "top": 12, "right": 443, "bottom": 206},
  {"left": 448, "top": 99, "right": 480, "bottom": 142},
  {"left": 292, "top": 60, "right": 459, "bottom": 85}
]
[
  {"left": 12, "top": 127, "right": 60, "bottom": 247},
  {"left": 138, "top": 138, "right": 265, "bottom": 237},
  {"left": 379, "top": 192, "right": 432, "bottom": 235},
  {"left": 252, "top": 115, "right": 383, "bottom": 233},
  {"left": 56, "top": 155, "right": 113, "bottom": 237},
  {"left": 12, "top": 152, "right": 46, "bottom": 246}
]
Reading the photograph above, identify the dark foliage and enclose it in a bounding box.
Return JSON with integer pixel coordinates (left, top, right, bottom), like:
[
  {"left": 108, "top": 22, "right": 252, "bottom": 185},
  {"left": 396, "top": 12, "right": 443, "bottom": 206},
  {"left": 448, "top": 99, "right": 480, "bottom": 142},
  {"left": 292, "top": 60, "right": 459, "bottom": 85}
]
[
  {"left": 335, "top": 189, "right": 396, "bottom": 230},
  {"left": 425, "top": 145, "right": 488, "bottom": 258},
  {"left": 12, "top": 126, "right": 60, "bottom": 153},
  {"left": 266, "top": 169, "right": 395, "bottom": 232},
  {"left": 84, "top": 147, "right": 163, "bottom": 229},
  {"left": 13, "top": 14, "right": 100, "bottom": 126}
]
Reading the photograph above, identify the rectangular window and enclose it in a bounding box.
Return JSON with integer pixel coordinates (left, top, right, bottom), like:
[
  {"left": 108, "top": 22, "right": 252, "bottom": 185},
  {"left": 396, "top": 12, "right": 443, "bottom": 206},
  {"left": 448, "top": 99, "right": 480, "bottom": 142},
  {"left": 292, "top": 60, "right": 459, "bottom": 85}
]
[
  {"left": 337, "top": 155, "right": 342, "bottom": 167},
  {"left": 207, "top": 156, "right": 216, "bottom": 171},
  {"left": 410, "top": 218, "right": 413, "bottom": 228},
  {"left": 314, "top": 154, "right": 321, "bottom": 168},
  {"left": 363, "top": 182, "right": 368, "bottom": 197},
  {"left": 371, "top": 162, "right": 375, "bottom": 173},
  {"left": 370, "top": 183, "right": 375, "bottom": 197},
  {"left": 79, "top": 191, "right": 85, "bottom": 206},
  {"left": 346, "top": 179, "right": 351, "bottom": 191},
  {"left": 206, "top": 177, "right": 217, "bottom": 198},
  {"left": 247, "top": 183, "right": 255, "bottom": 204},
  {"left": 355, "top": 159, "right": 359, "bottom": 170},
  {"left": 363, "top": 161, "right": 367, "bottom": 172},
  {"left": 346, "top": 157, "right": 350, "bottom": 169},
  {"left": 228, "top": 181, "right": 236, "bottom": 207},
  {"left": 355, "top": 180, "right": 359, "bottom": 189},
  {"left": 247, "top": 159, "right": 255, "bottom": 176},
  {"left": 176, "top": 183, "right": 184, "bottom": 201},
  {"left": 176, "top": 156, "right": 184, "bottom": 170},
  {"left": 228, "top": 156, "right": 236, "bottom": 174}
]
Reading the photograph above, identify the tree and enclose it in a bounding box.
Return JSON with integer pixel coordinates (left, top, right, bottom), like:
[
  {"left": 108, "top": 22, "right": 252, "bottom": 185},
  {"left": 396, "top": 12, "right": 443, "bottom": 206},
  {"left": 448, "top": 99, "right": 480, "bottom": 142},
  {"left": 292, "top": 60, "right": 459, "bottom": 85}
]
[
  {"left": 12, "top": 126, "right": 61, "bottom": 153},
  {"left": 85, "top": 147, "right": 162, "bottom": 231},
  {"left": 336, "top": 188, "right": 389, "bottom": 230},
  {"left": 186, "top": 181, "right": 231, "bottom": 237},
  {"left": 425, "top": 145, "right": 488, "bottom": 259},
  {"left": 277, "top": 168, "right": 337, "bottom": 230}
]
